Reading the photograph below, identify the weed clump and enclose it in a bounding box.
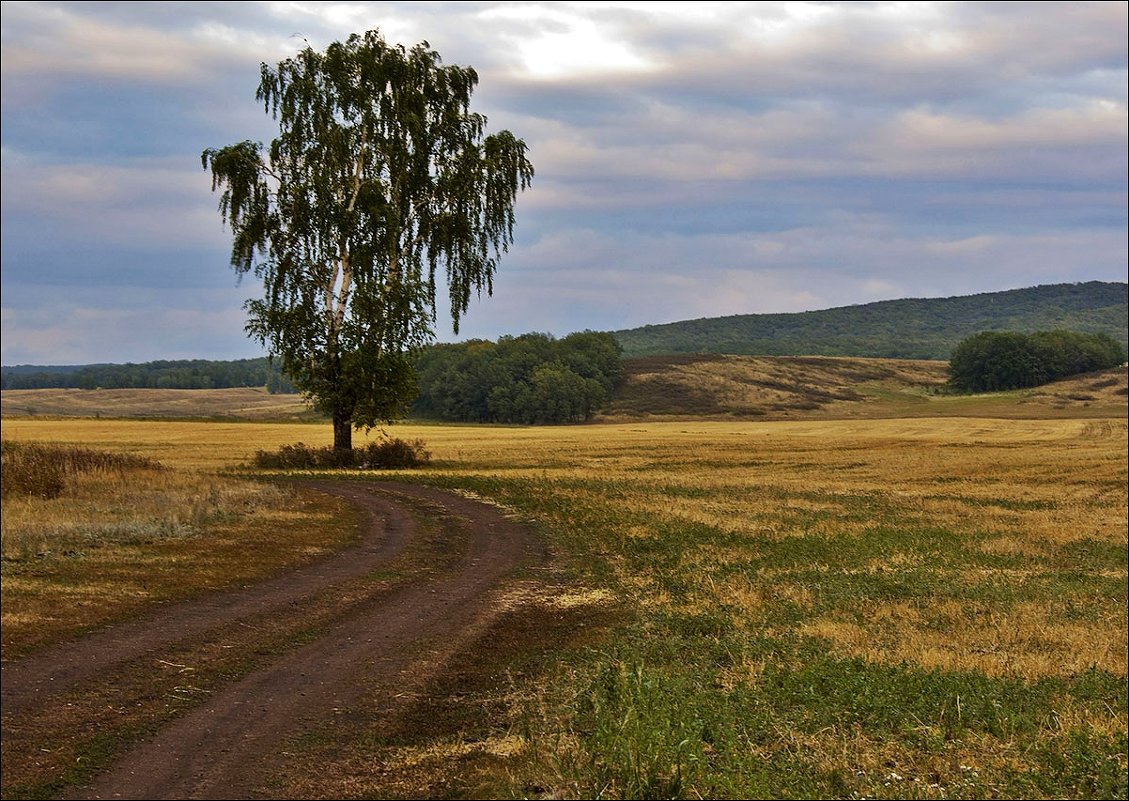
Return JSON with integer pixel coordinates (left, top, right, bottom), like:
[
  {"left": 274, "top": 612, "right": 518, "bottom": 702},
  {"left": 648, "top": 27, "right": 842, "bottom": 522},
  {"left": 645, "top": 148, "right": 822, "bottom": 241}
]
[
  {"left": 253, "top": 438, "right": 431, "bottom": 470},
  {"left": 1, "top": 441, "right": 163, "bottom": 500}
]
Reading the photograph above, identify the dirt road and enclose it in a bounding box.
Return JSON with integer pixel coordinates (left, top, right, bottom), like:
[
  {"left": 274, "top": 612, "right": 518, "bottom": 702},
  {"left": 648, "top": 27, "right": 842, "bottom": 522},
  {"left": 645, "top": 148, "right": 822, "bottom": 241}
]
[{"left": 1, "top": 481, "right": 546, "bottom": 799}]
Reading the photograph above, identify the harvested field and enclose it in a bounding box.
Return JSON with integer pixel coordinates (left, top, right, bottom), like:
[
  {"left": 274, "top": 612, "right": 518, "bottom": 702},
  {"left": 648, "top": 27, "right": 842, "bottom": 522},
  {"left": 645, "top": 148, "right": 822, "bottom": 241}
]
[
  {"left": 1, "top": 361, "right": 1125, "bottom": 799},
  {"left": 0, "top": 387, "right": 314, "bottom": 421}
]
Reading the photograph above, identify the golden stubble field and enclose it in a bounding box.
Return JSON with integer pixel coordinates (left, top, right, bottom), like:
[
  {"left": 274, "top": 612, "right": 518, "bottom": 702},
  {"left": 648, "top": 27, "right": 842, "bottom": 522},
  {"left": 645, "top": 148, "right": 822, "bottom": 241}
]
[
  {"left": 5, "top": 414, "right": 1126, "bottom": 678},
  {"left": 2, "top": 406, "right": 1127, "bottom": 798}
]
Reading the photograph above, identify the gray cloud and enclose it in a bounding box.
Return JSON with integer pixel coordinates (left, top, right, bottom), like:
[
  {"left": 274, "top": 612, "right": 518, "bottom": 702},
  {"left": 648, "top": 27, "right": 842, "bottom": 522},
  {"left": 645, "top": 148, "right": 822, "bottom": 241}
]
[
  {"left": 0, "top": 287, "right": 258, "bottom": 364},
  {"left": 2, "top": 1, "right": 1125, "bottom": 364}
]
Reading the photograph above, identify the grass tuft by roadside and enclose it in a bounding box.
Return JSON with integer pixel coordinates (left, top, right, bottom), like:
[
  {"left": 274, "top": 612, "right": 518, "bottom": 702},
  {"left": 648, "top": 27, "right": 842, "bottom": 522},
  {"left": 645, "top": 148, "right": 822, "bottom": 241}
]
[{"left": 1, "top": 440, "right": 163, "bottom": 500}]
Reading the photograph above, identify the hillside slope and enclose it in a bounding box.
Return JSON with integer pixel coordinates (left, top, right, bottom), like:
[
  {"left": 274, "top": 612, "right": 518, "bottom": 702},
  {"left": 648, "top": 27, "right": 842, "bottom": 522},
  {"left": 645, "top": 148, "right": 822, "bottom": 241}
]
[
  {"left": 612, "top": 281, "right": 1128, "bottom": 359},
  {"left": 4, "top": 359, "right": 1125, "bottom": 423},
  {"left": 603, "top": 354, "right": 1127, "bottom": 421}
]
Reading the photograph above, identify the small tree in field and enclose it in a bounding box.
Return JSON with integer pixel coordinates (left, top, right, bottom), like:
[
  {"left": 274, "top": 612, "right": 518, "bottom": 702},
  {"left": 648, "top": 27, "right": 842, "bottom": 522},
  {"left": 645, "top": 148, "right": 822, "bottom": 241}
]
[{"left": 204, "top": 30, "right": 534, "bottom": 449}]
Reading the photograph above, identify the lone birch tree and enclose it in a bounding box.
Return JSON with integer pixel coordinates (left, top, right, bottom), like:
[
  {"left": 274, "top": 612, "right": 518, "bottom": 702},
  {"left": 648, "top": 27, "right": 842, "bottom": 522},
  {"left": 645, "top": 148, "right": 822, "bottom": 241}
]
[{"left": 203, "top": 30, "right": 534, "bottom": 450}]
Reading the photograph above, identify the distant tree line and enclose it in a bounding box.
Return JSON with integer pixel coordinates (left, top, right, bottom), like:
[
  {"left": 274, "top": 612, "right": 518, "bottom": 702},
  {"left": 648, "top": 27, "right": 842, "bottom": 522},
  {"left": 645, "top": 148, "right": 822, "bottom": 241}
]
[
  {"left": 412, "top": 331, "right": 623, "bottom": 423},
  {"left": 948, "top": 330, "right": 1126, "bottom": 393},
  {"left": 1, "top": 358, "right": 297, "bottom": 393},
  {"left": 3, "top": 335, "right": 623, "bottom": 426}
]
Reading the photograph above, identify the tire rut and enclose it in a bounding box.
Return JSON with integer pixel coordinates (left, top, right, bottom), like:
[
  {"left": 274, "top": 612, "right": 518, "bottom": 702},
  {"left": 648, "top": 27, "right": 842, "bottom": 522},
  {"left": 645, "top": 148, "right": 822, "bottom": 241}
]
[{"left": 1, "top": 481, "right": 543, "bottom": 800}]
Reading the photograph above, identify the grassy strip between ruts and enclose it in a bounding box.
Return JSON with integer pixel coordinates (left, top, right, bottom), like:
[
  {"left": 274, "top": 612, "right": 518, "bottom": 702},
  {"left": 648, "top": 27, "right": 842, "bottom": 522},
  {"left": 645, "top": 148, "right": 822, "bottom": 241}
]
[{"left": 0, "top": 416, "right": 1126, "bottom": 799}]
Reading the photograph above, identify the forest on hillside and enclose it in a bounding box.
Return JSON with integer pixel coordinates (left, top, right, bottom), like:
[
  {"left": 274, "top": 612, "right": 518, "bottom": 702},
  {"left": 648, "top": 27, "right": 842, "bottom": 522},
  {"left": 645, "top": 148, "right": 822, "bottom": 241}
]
[
  {"left": 1, "top": 358, "right": 296, "bottom": 393},
  {"left": 612, "top": 281, "right": 1128, "bottom": 360}
]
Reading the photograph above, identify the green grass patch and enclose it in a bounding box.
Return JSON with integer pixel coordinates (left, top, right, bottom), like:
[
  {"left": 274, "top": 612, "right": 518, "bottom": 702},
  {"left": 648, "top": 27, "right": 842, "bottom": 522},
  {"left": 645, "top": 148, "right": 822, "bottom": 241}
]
[{"left": 404, "top": 459, "right": 1127, "bottom": 799}]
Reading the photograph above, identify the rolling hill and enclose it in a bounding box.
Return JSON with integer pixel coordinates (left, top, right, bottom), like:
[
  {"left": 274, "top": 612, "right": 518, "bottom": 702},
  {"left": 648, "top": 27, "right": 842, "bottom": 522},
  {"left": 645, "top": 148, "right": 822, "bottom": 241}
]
[
  {"left": 4, "top": 281, "right": 1126, "bottom": 422},
  {"left": 5, "top": 357, "right": 1124, "bottom": 423},
  {"left": 612, "top": 281, "right": 1128, "bottom": 359},
  {"left": 602, "top": 355, "right": 1127, "bottom": 421}
]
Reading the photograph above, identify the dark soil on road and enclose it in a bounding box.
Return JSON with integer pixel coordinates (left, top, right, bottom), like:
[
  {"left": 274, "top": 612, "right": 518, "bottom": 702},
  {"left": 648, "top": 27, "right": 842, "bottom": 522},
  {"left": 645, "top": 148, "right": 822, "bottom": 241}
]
[{"left": 0, "top": 481, "right": 577, "bottom": 800}]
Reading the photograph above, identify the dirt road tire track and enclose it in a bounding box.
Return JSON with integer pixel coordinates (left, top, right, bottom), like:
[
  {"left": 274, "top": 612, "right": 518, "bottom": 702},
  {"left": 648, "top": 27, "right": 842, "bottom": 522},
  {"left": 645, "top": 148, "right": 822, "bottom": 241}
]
[{"left": 1, "top": 480, "right": 546, "bottom": 800}]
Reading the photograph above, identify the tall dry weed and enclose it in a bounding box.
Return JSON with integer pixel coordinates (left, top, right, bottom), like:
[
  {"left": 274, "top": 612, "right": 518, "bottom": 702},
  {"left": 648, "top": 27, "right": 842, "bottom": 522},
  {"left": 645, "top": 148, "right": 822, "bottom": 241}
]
[{"left": 1, "top": 440, "right": 163, "bottom": 500}]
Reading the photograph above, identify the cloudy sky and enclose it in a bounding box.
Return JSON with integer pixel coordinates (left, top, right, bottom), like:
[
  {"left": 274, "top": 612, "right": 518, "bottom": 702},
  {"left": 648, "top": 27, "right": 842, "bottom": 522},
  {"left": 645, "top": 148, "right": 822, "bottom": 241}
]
[{"left": 1, "top": 1, "right": 1126, "bottom": 365}]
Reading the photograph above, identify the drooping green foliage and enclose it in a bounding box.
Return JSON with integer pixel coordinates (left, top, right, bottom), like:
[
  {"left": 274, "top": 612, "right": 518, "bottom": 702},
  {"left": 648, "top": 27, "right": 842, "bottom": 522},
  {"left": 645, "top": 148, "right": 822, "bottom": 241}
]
[
  {"left": 412, "top": 331, "right": 623, "bottom": 423},
  {"left": 613, "top": 282, "right": 1128, "bottom": 359},
  {"left": 948, "top": 330, "right": 1126, "bottom": 392},
  {"left": 202, "top": 30, "right": 533, "bottom": 448}
]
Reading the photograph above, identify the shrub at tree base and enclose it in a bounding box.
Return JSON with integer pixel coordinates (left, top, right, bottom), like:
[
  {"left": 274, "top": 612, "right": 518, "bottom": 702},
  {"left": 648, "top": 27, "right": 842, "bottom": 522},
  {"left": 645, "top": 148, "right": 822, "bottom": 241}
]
[
  {"left": 948, "top": 329, "right": 1125, "bottom": 393},
  {"left": 253, "top": 439, "right": 431, "bottom": 470}
]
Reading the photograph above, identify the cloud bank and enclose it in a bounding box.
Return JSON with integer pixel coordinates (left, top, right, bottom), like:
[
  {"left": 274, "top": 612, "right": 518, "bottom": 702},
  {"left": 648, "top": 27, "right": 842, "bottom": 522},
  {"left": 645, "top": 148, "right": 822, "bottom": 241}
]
[{"left": 2, "top": 1, "right": 1125, "bottom": 363}]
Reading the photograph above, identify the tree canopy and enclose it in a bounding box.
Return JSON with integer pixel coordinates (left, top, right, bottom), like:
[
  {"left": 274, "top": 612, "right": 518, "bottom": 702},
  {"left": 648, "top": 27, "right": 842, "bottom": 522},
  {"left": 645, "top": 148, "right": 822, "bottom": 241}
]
[
  {"left": 203, "top": 30, "right": 533, "bottom": 448},
  {"left": 412, "top": 331, "right": 623, "bottom": 424},
  {"left": 948, "top": 330, "right": 1125, "bottom": 393}
]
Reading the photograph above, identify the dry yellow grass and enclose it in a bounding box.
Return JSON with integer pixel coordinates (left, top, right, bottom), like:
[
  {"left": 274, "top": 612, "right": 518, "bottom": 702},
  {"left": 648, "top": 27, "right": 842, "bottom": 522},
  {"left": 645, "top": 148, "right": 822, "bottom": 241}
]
[
  {"left": 4, "top": 412, "right": 1124, "bottom": 683},
  {"left": 606, "top": 357, "right": 1127, "bottom": 420},
  {"left": 0, "top": 419, "right": 332, "bottom": 469},
  {"left": 0, "top": 435, "right": 355, "bottom": 656},
  {"left": 796, "top": 600, "right": 1127, "bottom": 678},
  {"left": 0, "top": 387, "right": 314, "bottom": 420}
]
